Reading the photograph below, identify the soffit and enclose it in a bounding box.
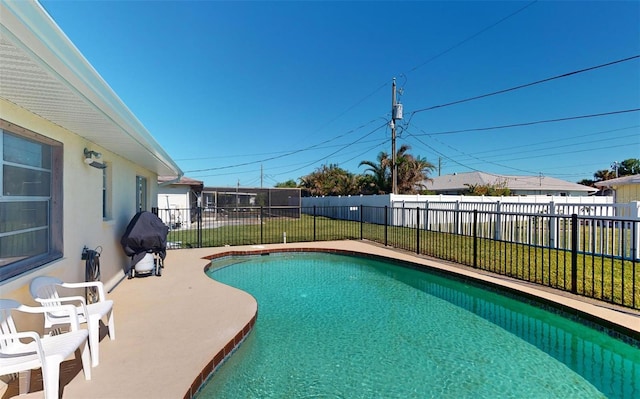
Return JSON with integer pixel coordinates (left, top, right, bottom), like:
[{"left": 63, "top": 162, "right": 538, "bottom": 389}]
[{"left": 0, "top": 1, "right": 182, "bottom": 177}]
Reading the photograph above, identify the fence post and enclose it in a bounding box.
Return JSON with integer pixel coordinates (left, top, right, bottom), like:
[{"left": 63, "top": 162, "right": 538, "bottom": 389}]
[
  {"left": 455, "top": 201, "right": 461, "bottom": 235},
  {"left": 631, "top": 201, "right": 640, "bottom": 260},
  {"left": 424, "top": 201, "right": 429, "bottom": 232},
  {"left": 197, "top": 206, "right": 202, "bottom": 248},
  {"left": 360, "top": 205, "right": 364, "bottom": 240},
  {"left": 549, "top": 201, "right": 557, "bottom": 249},
  {"left": 416, "top": 207, "right": 421, "bottom": 254},
  {"left": 494, "top": 201, "right": 502, "bottom": 241},
  {"left": 260, "top": 206, "right": 264, "bottom": 245},
  {"left": 313, "top": 205, "right": 317, "bottom": 242},
  {"left": 571, "top": 213, "right": 578, "bottom": 294},
  {"left": 384, "top": 205, "right": 388, "bottom": 246},
  {"left": 633, "top": 220, "right": 638, "bottom": 309},
  {"left": 473, "top": 209, "right": 478, "bottom": 268}
]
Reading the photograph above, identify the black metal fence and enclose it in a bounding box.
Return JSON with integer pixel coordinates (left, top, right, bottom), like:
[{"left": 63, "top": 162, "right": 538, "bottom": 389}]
[{"left": 155, "top": 205, "right": 639, "bottom": 310}]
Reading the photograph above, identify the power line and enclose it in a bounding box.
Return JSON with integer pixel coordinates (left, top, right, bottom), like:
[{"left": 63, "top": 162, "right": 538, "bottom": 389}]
[
  {"left": 183, "top": 119, "right": 386, "bottom": 173},
  {"left": 405, "top": 1, "right": 538, "bottom": 75},
  {"left": 408, "top": 55, "right": 640, "bottom": 117},
  {"left": 272, "top": 123, "right": 388, "bottom": 176},
  {"left": 452, "top": 125, "right": 639, "bottom": 157},
  {"left": 408, "top": 108, "right": 640, "bottom": 136},
  {"left": 183, "top": 1, "right": 542, "bottom": 180},
  {"left": 456, "top": 133, "right": 638, "bottom": 163}
]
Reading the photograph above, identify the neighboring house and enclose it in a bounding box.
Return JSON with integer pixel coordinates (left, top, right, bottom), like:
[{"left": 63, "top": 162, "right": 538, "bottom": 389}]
[
  {"left": 594, "top": 174, "right": 640, "bottom": 203},
  {"left": 0, "top": 1, "right": 182, "bottom": 324},
  {"left": 424, "top": 172, "right": 597, "bottom": 196},
  {"left": 157, "top": 176, "right": 203, "bottom": 229}
]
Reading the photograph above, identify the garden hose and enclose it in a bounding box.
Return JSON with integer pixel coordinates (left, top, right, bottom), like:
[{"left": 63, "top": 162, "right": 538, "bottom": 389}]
[{"left": 84, "top": 246, "right": 102, "bottom": 304}]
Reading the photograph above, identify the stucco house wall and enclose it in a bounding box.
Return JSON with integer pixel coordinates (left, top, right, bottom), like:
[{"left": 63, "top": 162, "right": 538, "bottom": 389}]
[{"left": 1, "top": 101, "right": 159, "bottom": 313}]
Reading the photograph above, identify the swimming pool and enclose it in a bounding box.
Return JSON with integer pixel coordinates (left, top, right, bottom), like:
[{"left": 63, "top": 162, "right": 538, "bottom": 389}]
[{"left": 199, "top": 252, "right": 639, "bottom": 398}]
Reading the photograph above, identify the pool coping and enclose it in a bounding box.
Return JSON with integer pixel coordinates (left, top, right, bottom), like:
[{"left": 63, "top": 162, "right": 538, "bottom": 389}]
[{"left": 192, "top": 243, "right": 640, "bottom": 397}]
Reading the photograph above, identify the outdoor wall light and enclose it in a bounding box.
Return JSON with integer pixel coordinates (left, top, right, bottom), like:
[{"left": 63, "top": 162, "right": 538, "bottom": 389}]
[{"left": 84, "top": 148, "right": 106, "bottom": 169}]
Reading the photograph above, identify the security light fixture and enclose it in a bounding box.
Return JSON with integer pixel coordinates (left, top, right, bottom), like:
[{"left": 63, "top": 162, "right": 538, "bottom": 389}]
[{"left": 84, "top": 148, "right": 106, "bottom": 169}]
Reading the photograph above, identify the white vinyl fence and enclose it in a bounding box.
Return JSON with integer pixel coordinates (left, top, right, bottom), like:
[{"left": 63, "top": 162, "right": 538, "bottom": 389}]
[{"left": 302, "top": 195, "right": 640, "bottom": 260}]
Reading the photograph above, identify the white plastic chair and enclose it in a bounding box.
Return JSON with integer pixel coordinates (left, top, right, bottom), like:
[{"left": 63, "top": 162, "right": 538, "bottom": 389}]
[
  {"left": 30, "top": 276, "right": 115, "bottom": 367},
  {"left": 0, "top": 299, "right": 91, "bottom": 399}
]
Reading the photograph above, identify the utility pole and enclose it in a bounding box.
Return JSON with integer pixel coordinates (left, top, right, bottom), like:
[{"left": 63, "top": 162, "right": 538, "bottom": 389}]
[
  {"left": 391, "top": 78, "right": 399, "bottom": 194},
  {"left": 390, "top": 78, "right": 404, "bottom": 194},
  {"left": 611, "top": 161, "right": 619, "bottom": 178}
]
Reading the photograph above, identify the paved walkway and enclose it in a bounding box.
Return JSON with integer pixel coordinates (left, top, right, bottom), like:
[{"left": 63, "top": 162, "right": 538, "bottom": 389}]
[{"left": 3, "top": 241, "right": 638, "bottom": 398}]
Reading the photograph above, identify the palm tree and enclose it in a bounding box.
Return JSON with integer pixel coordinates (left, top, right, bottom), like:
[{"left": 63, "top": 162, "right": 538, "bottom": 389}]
[
  {"left": 359, "top": 151, "right": 391, "bottom": 194},
  {"left": 396, "top": 149, "right": 436, "bottom": 194},
  {"left": 594, "top": 169, "right": 616, "bottom": 181},
  {"left": 360, "top": 145, "right": 435, "bottom": 194}
]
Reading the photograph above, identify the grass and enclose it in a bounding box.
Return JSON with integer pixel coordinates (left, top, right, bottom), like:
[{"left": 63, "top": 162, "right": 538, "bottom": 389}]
[{"left": 168, "top": 214, "right": 639, "bottom": 309}]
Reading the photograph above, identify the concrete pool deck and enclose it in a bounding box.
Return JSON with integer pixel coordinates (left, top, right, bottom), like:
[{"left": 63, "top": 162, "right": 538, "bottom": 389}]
[{"left": 3, "top": 240, "right": 639, "bottom": 398}]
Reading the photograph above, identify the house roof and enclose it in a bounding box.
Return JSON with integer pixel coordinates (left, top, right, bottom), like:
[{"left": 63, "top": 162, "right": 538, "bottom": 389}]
[
  {"left": 0, "top": 1, "right": 182, "bottom": 177},
  {"left": 158, "top": 175, "right": 204, "bottom": 188},
  {"left": 426, "top": 171, "right": 597, "bottom": 193},
  {"left": 593, "top": 174, "right": 640, "bottom": 188}
]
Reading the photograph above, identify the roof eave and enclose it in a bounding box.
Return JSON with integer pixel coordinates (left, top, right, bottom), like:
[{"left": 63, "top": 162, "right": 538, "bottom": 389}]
[{"left": 0, "top": 0, "right": 182, "bottom": 178}]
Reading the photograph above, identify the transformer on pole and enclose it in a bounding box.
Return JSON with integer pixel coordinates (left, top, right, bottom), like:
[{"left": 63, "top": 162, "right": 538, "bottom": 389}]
[{"left": 391, "top": 78, "right": 403, "bottom": 194}]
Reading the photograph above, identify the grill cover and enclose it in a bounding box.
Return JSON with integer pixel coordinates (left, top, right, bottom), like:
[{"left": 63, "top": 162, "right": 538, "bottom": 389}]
[{"left": 120, "top": 211, "right": 169, "bottom": 268}]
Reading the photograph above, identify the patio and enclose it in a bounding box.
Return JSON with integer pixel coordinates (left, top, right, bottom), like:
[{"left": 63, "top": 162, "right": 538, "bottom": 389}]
[{"left": 2, "top": 241, "right": 638, "bottom": 399}]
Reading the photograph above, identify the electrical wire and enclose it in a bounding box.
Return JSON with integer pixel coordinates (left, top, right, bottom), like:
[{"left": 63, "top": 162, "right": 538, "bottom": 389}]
[
  {"left": 273, "top": 123, "right": 389, "bottom": 176},
  {"left": 405, "top": 1, "right": 538, "bottom": 75},
  {"left": 453, "top": 125, "right": 639, "bottom": 157},
  {"left": 407, "top": 108, "right": 640, "bottom": 137},
  {"left": 191, "top": 0, "right": 541, "bottom": 172},
  {"left": 189, "top": 124, "right": 389, "bottom": 179},
  {"left": 407, "top": 55, "right": 640, "bottom": 118},
  {"left": 183, "top": 118, "right": 386, "bottom": 173}
]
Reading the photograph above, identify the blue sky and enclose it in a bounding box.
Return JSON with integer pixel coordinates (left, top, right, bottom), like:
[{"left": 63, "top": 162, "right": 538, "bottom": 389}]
[{"left": 40, "top": 0, "right": 639, "bottom": 188}]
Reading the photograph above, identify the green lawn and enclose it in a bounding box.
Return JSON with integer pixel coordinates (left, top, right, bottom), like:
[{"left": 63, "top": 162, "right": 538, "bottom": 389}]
[{"left": 168, "top": 215, "right": 639, "bottom": 309}]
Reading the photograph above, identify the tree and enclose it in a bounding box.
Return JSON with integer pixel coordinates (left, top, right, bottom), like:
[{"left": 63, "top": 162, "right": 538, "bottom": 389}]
[
  {"left": 594, "top": 169, "right": 616, "bottom": 182},
  {"left": 274, "top": 179, "right": 298, "bottom": 188},
  {"left": 464, "top": 181, "right": 511, "bottom": 196},
  {"left": 359, "top": 144, "right": 435, "bottom": 194},
  {"left": 589, "top": 158, "right": 639, "bottom": 184},
  {"left": 618, "top": 158, "right": 640, "bottom": 176},
  {"left": 358, "top": 151, "right": 391, "bottom": 194},
  {"left": 299, "top": 164, "right": 359, "bottom": 196},
  {"left": 396, "top": 147, "right": 436, "bottom": 194}
]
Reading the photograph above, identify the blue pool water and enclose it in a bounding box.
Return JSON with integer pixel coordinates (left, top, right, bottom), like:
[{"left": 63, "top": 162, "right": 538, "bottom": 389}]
[{"left": 198, "top": 252, "right": 640, "bottom": 398}]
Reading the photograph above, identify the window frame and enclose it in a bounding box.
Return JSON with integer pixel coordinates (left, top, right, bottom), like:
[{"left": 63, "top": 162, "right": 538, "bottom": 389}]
[
  {"left": 0, "top": 120, "right": 63, "bottom": 282},
  {"left": 103, "top": 164, "right": 112, "bottom": 220},
  {"left": 136, "top": 175, "right": 147, "bottom": 212}
]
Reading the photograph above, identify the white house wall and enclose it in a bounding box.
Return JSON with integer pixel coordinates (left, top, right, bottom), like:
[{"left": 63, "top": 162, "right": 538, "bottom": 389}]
[
  {"left": 158, "top": 188, "right": 191, "bottom": 229},
  {"left": 1, "top": 99, "right": 159, "bottom": 312}
]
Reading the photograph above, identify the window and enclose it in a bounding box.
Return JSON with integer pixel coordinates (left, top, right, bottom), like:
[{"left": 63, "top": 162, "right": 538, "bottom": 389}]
[
  {"left": 102, "top": 166, "right": 112, "bottom": 219},
  {"left": 0, "top": 121, "right": 63, "bottom": 281},
  {"left": 136, "top": 175, "right": 147, "bottom": 212}
]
